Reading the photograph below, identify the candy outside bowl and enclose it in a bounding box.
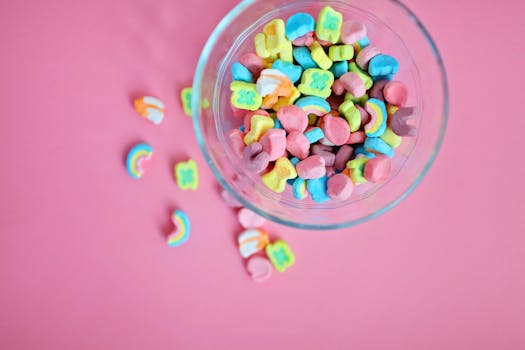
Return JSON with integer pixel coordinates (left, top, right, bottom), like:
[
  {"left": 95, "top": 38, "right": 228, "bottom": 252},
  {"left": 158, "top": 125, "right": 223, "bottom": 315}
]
[{"left": 192, "top": 0, "right": 449, "bottom": 230}]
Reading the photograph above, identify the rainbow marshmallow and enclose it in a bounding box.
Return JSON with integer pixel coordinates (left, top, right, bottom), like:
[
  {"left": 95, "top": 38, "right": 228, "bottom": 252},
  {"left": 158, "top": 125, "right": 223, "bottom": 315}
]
[
  {"left": 126, "top": 143, "right": 153, "bottom": 179},
  {"left": 167, "top": 210, "right": 190, "bottom": 247},
  {"left": 294, "top": 96, "right": 330, "bottom": 116},
  {"left": 364, "top": 98, "right": 387, "bottom": 137}
]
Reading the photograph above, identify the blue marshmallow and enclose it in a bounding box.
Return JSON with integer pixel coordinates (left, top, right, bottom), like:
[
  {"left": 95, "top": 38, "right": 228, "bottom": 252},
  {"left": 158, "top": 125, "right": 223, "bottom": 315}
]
[
  {"left": 307, "top": 176, "right": 330, "bottom": 203},
  {"left": 372, "top": 73, "right": 394, "bottom": 82},
  {"left": 231, "top": 62, "right": 253, "bottom": 83},
  {"left": 364, "top": 137, "right": 394, "bottom": 158},
  {"left": 293, "top": 47, "right": 318, "bottom": 70},
  {"left": 329, "top": 61, "right": 349, "bottom": 78},
  {"left": 354, "top": 146, "right": 376, "bottom": 158},
  {"left": 285, "top": 12, "right": 315, "bottom": 41},
  {"left": 272, "top": 59, "right": 303, "bottom": 83},
  {"left": 304, "top": 127, "right": 325, "bottom": 144},
  {"left": 357, "top": 36, "right": 370, "bottom": 49},
  {"left": 368, "top": 54, "right": 399, "bottom": 77}
]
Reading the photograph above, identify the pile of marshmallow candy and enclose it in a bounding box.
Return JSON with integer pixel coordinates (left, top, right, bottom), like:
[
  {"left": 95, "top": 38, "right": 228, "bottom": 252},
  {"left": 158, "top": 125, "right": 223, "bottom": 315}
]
[{"left": 228, "top": 6, "right": 416, "bottom": 203}]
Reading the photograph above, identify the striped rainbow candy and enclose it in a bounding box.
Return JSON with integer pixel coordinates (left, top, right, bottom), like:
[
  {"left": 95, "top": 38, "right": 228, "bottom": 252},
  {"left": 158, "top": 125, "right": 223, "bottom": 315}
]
[
  {"left": 133, "top": 96, "right": 165, "bottom": 125},
  {"left": 238, "top": 229, "right": 270, "bottom": 258},
  {"left": 167, "top": 210, "right": 190, "bottom": 247},
  {"left": 364, "top": 98, "right": 387, "bottom": 137},
  {"left": 126, "top": 143, "right": 153, "bottom": 179},
  {"left": 294, "top": 96, "right": 330, "bottom": 116}
]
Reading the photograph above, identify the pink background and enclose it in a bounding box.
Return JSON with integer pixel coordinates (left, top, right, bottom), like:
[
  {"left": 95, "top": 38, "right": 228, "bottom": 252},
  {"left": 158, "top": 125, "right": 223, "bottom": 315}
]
[{"left": 1, "top": 0, "right": 524, "bottom": 349}]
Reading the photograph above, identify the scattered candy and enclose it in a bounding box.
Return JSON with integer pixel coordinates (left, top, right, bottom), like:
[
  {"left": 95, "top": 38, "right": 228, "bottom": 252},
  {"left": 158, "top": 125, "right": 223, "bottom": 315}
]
[
  {"left": 167, "top": 210, "right": 190, "bottom": 247},
  {"left": 180, "top": 88, "right": 193, "bottom": 117},
  {"left": 238, "top": 207, "right": 266, "bottom": 228},
  {"left": 225, "top": 7, "right": 417, "bottom": 203},
  {"left": 134, "top": 96, "right": 165, "bottom": 125},
  {"left": 246, "top": 256, "right": 273, "bottom": 282},
  {"left": 266, "top": 240, "right": 295, "bottom": 272},
  {"left": 174, "top": 159, "right": 199, "bottom": 190},
  {"left": 238, "top": 228, "right": 270, "bottom": 258},
  {"left": 126, "top": 143, "right": 153, "bottom": 179}
]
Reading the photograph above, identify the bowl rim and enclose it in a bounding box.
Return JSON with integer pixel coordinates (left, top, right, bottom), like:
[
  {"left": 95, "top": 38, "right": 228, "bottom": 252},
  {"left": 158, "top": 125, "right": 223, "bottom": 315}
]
[{"left": 192, "top": 0, "right": 449, "bottom": 230}]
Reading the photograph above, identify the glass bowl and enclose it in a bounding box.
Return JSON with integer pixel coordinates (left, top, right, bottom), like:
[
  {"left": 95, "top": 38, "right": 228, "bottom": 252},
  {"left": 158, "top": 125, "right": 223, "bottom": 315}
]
[{"left": 192, "top": 0, "right": 448, "bottom": 230}]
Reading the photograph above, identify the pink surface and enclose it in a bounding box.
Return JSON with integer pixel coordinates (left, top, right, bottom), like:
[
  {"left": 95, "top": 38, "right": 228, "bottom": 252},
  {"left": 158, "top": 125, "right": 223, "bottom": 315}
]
[{"left": 0, "top": 0, "right": 524, "bottom": 349}]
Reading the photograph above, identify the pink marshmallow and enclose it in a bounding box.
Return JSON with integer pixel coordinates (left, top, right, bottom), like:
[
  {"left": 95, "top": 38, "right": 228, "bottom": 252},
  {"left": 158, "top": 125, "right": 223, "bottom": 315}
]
[
  {"left": 327, "top": 173, "right": 354, "bottom": 200},
  {"left": 321, "top": 114, "right": 350, "bottom": 146},
  {"left": 346, "top": 131, "right": 366, "bottom": 144},
  {"left": 311, "top": 144, "right": 335, "bottom": 167},
  {"left": 286, "top": 132, "right": 310, "bottom": 160},
  {"left": 391, "top": 107, "right": 417, "bottom": 136},
  {"left": 384, "top": 81, "right": 408, "bottom": 107},
  {"left": 364, "top": 155, "right": 392, "bottom": 183},
  {"left": 238, "top": 52, "right": 265, "bottom": 77},
  {"left": 260, "top": 128, "right": 287, "bottom": 161},
  {"left": 238, "top": 207, "right": 266, "bottom": 228},
  {"left": 325, "top": 166, "right": 336, "bottom": 177},
  {"left": 232, "top": 106, "right": 248, "bottom": 118},
  {"left": 332, "top": 79, "right": 345, "bottom": 96},
  {"left": 341, "top": 20, "right": 367, "bottom": 45},
  {"left": 277, "top": 105, "right": 308, "bottom": 133},
  {"left": 334, "top": 145, "right": 354, "bottom": 171},
  {"left": 340, "top": 72, "right": 366, "bottom": 98},
  {"left": 296, "top": 155, "right": 326, "bottom": 179},
  {"left": 242, "top": 142, "right": 270, "bottom": 174},
  {"left": 356, "top": 46, "right": 381, "bottom": 70},
  {"left": 292, "top": 31, "right": 314, "bottom": 46},
  {"left": 229, "top": 129, "right": 245, "bottom": 157}
]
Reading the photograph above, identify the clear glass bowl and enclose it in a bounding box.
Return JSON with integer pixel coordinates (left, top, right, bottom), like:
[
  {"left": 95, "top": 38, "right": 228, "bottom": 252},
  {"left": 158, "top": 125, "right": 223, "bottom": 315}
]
[{"left": 192, "top": 0, "right": 448, "bottom": 230}]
